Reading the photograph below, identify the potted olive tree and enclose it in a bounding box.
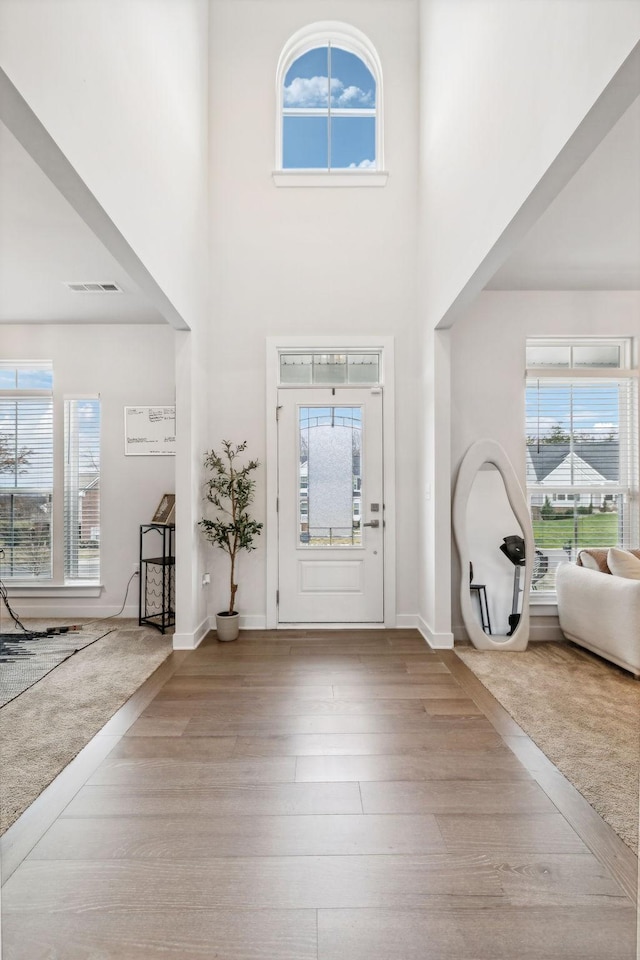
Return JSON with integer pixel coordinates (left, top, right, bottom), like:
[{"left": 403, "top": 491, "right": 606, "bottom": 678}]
[{"left": 199, "top": 441, "right": 263, "bottom": 641}]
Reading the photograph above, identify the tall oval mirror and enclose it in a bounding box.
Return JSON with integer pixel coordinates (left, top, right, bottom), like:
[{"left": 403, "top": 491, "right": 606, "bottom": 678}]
[{"left": 453, "top": 440, "right": 534, "bottom": 651}]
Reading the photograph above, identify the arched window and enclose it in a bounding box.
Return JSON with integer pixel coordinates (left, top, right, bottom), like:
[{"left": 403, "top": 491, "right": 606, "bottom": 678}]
[{"left": 275, "top": 22, "right": 386, "bottom": 185}]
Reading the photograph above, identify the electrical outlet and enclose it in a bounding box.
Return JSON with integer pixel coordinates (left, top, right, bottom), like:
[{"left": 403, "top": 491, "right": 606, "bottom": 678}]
[
  {"left": 202, "top": 573, "right": 211, "bottom": 587},
  {"left": 132, "top": 563, "right": 140, "bottom": 576}
]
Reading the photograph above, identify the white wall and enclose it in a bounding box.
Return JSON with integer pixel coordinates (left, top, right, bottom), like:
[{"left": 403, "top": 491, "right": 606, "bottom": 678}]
[
  {"left": 416, "top": 0, "right": 640, "bottom": 649},
  {"left": 450, "top": 290, "right": 640, "bottom": 639},
  {"left": 207, "top": 0, "right": 420, "bottom": 625},
  {"left": 419, "top": 0, "right": 640, "bottom": 329},
  {"left": 174, "top": 326, "right": 211, "bottom": 647},
  {"left": 0, "top": 0, "right": 212, "bottom": 645},
  {"left": 417, "top": 327, "right": 453, "bottom": 646},
  {"left": 0, "top": 0, "right": 210, "bottom": 333},
  {"left": 0, "top": 324, "right": 176, "bottom": 619}
]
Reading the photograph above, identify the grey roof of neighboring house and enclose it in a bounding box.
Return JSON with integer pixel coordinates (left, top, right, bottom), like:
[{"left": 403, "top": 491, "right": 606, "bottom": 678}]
[{"left": 526, "top": 441, "right": 619, "bottom": 482}]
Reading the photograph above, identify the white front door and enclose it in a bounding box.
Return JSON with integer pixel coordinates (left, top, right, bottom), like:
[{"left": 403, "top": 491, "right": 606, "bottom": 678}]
[{"left": 277, "top": 387, "right": 384, "bottom": 623}]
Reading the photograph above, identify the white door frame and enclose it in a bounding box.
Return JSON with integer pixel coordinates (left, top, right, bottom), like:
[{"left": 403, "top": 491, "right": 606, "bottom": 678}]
[{"left": 265, "top": 336, "right": 396, "bottom": 629}]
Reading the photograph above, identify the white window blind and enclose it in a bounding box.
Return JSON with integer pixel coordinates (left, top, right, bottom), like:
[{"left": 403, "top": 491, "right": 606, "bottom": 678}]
[
  {"left": 64, "top": 398, "right": 100, "bottom": 582},
  {"left": 526, "top": 352, "right": 638, "bottom": 594},
  {"left": 0, "top": 363, "right": 54, "bottom": 580}
]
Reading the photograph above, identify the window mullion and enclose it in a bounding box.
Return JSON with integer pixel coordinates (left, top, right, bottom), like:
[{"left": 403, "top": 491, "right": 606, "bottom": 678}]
[
  {"left": 13, "top": 401, "right": 18, "bottom": 489},
  {"left": 327, "top": 41, "right": 332, "bottom": 172},
  {"left": 569, "top": 385, "right": 574, "bottom": 484}
]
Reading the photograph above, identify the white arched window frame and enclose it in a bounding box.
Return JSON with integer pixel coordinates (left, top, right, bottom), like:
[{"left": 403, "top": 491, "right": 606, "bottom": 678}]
[{"left": 274, "top": 22, "right": 387, "bottom": 187}]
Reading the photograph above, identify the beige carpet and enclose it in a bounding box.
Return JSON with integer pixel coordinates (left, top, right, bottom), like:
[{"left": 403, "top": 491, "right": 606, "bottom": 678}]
[
  {"left": 0, "top": 620, "right": 172, "bottom": 834},
  {"left": 456, "top": 641, "right": 640, "bottom": 853},
  {"left": 0, "top": 626, "right": 113, "bottom": 707}
]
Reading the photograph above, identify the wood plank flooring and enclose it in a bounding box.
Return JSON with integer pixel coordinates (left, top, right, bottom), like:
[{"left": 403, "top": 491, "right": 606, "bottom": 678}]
[{"left": 2, "top": 629, "right": 637, "bottom": 959}]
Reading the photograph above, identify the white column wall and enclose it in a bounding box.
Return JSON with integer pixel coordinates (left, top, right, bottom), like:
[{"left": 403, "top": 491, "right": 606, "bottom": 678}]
[
  {"left": 417, "top": 0, "right": 639, "bottom": 650},
  {"left": 419, "top": 0, "right": 640, "bottom": 330},
  {"left": 174, "top": 325, "right": 212, "bottom": 647},
  {"left": 417, "top": 327, "right": 453, "bottom": 646},
  {"left": 0, "top": 0, "right": 212, "bottom": 645},
  {"left": 207, "top": 0, "right": 420, "bottom": 626},
  {"left": 0, "top": 324, "right": 176, "bottom": 619}
]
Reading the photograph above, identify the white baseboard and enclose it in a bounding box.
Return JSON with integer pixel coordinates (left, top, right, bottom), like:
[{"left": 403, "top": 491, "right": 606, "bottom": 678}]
[
  {"left": 238, "top": 614, "right": 267, "bottom": 630},
  {"left": 395, "top": 614, "right": 418, "bottom": 629},
  {"left": 416, "top": 616, "right": 454, "bottom": 649},
  {"left": 530, "top": 617, "right": 564, "bottom": 642},
  {"left": 1, "top": 603, "right": 138, "bottom": 621},
  {"left": 204, "top": 615, "right": 268, "bottom": 633},
  {"left": 172, "top": 618, "right": 210, "bottom": 650},
  {"left": 454, "top": 619, "right": 564, "bottom": 644}
]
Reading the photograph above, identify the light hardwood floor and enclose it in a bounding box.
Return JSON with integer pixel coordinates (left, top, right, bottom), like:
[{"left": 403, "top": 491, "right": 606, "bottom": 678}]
[{"left": 1, "top": 629, "right": 637, "bottom": 959}]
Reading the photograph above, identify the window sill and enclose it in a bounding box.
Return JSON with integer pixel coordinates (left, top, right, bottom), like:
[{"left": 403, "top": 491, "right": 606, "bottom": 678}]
[
  {"left": 530, "top": 597, "right": 558, "bottom": 615},
  {"left": 6, "top": 583, "right": 103, "bottom": 598},
  {"left": 272, "top": 171, "right": 389, "bottom": 188}
]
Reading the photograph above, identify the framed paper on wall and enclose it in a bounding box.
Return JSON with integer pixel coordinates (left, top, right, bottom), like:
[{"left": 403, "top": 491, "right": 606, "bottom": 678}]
[{"left": 124, "top": 406, "right": 176, "bottom": 456}]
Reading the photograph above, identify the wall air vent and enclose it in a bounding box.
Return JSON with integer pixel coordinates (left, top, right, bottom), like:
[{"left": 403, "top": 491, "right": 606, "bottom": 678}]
[{"left": 64, "top": 282, "right": 123, "bottom": 293}]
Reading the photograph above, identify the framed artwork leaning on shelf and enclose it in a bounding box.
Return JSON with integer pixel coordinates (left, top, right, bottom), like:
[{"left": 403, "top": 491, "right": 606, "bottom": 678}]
[{"left": 152, "top": 493, "right": 175, "bottom": 524}]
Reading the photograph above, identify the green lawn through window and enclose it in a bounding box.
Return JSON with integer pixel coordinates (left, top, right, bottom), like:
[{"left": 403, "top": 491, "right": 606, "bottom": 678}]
[{"left": 533, "top": 512, "right": 619, "bottom": 550}]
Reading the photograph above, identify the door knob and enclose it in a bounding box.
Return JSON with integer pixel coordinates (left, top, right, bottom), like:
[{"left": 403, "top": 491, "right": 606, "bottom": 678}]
[{"left": 363, "top": 519, "right": 380, "bottom": 528}]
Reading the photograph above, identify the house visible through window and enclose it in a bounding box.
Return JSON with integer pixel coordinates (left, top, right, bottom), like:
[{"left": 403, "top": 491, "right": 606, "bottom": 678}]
[
  {"left": 0, "top": 363, "right": 101, "bottom": 584},
  {"left": 0, "top": 363, "right": 53, "bottom": 580},
  {"left": 525, "top": 339, "right": 638, "bottom": 595},
  {"left": 277, "top": 24, "right": 383, "bottom": 174}
]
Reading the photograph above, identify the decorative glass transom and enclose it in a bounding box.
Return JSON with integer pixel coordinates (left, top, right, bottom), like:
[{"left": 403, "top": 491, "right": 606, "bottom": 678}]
[{"left": 280, "top": 352, "right": 380, "bottom": 386}]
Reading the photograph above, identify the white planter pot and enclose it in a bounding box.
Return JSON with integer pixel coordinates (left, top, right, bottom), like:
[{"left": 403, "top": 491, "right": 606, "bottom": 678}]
[{"left": 215, "top": 611, "right": 240, "bottom": 642}]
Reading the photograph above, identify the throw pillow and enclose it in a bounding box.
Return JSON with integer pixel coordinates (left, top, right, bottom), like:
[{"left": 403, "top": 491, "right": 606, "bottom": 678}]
[
  {"left": 607, "top": 547, "right": 640, "bottom": 580},
  {"left": 577, "top": 548, "right": 610, "bottom": 573}
]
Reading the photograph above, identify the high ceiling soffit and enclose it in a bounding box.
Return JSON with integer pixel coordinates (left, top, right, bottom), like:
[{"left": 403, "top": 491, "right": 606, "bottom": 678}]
[
  {"left": 487, "top": 95, "right": 640, "bottom": 291},
  {"left": 0, "top": 118, "right": 165, "bottom": 325}
]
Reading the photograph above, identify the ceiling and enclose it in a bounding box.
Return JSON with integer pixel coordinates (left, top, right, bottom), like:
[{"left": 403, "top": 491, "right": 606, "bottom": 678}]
[
  {"left": 0, "top": 120, "right": 164, "bottom": 324},
  {"left": 0, "top": 90, "right": 637, "bottom": 325},
  {"left": 487, "top": 94, "right": 640, "bottom": 291}
]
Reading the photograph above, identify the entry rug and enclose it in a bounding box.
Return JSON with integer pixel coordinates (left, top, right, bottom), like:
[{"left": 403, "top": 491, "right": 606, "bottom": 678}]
[
  {"left": 0, "top": 628, "right": 113, "bottom": 708},
  {"left": 456, "top": 642, "right": 640, "bottom": 853}
]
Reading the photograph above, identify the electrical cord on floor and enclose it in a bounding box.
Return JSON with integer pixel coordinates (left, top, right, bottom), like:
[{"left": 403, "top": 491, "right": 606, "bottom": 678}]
[
  {"left": 0, "top": 561, "right": 139, "bottom": 636},
  {"left": 0, "top": 548, "right": 31, "bottom": 632},
  {"left": 68, "top": 570, "right": 139, "bottom": 630},
  {"left": 0, "top": 576, "right": 31, "bottom": 633}
]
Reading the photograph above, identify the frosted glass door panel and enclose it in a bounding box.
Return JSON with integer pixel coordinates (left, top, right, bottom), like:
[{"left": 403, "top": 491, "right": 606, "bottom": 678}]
[{"left": 300, "top": 407, "right": 361, "bottom": 546}]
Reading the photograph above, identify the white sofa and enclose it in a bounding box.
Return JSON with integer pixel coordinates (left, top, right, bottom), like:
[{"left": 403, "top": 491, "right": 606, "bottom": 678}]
[{"left": 556, "top": 561, "right": 640, "bottom": 677}]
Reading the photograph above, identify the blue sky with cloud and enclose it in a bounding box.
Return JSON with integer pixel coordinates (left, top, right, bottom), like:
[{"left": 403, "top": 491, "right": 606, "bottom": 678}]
[
  {"left": 526, "top": 383, "right": 621, "bottom": 439},
  {"left": 0, "top": 366, "right": 53, "bottom": 390},
  {"left": 283, "top": 46, "right": 376, "bottom": 169}
]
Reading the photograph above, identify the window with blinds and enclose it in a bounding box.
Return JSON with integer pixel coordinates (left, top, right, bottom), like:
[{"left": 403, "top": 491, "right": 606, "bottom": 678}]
[
  {"left": 65, "top": 398, "right": 100, "bottom": 582},
  {"left": 525, "top": 339, "right": 638, "bottom": 595},
  {"left": 0, "top": 363, "right": 54, "bottom": 580}
]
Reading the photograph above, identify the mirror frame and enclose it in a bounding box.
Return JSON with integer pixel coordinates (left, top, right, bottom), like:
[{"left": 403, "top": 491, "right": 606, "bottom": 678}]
[{"left": 453, "top": 439, "right": 534, "bottom": 651}]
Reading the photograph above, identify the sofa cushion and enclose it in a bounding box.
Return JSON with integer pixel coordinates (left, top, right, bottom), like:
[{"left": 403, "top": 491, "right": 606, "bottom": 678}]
[
  {"left": 608, "top": 547, "right": 640, "bottom": 580},
  {"left": 556, "top": 562, "right": 640, "bottom": 676}
]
